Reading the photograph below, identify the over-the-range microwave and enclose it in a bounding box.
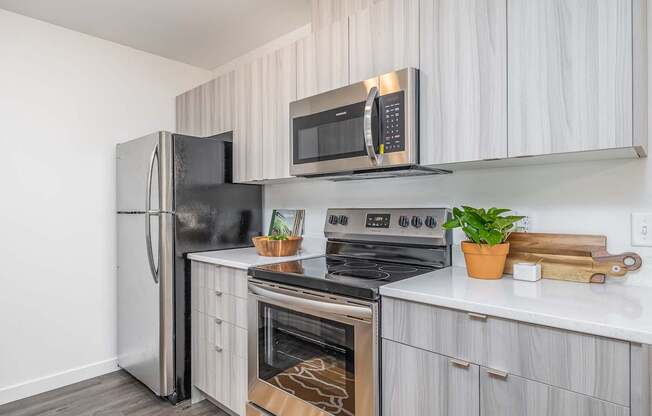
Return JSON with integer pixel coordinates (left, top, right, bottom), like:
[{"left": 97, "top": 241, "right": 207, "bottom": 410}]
[{"left": 289, "top": 68, "right": 448, "bottom": 180}]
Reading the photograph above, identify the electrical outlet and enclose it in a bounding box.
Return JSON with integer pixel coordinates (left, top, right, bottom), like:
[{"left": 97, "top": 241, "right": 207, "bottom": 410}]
[{"left": 632, "top": 213, "right": 652, "bottom": 247}]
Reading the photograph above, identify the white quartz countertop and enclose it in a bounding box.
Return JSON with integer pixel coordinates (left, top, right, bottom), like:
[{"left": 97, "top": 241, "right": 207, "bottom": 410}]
[
  {"left": 380, "top": 266, "right": 652, "bottom": 344},
  {"left": 187, "top": 246, "right": 323, "bottom": 270}
]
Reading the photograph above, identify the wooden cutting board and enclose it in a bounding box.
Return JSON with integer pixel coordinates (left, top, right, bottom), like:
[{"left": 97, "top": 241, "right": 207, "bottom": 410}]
[{"left": 504, "top": 233, "right": 642, "bottom": 283}]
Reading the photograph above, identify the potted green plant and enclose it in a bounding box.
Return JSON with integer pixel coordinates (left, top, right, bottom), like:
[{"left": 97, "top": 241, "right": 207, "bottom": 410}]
[{"left": 442, "top": 206, "right": 524, "bottom": 279}]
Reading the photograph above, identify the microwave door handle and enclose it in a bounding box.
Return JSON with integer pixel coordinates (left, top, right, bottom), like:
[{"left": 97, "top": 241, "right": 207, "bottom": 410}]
[
  {"left": 145, "top": 144, "right": 159, "bottom": 284},
  {"left": 248, "top": 283, "right": 372, "bottom": 320},
  {"left": 364, "top": 86, "right": 382, "bottom": 166}
]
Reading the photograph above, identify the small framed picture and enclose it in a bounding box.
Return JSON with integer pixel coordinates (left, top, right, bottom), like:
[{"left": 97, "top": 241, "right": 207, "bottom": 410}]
[{"left": 268, "top": 209, "right": 305, "bottom": 236}]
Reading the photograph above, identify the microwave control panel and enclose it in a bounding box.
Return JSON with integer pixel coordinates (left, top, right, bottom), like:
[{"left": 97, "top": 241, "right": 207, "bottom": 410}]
[{"left": 379, "top": 91, "right": 405, "bottom": 153}]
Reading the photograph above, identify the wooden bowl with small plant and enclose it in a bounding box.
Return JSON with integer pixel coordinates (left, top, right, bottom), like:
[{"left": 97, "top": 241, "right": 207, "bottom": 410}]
[
  {"left": 252, "top": 234, "right": 303, "bottom": 257},
  {"left": 442, "top": 206, "right": 524, "bottom": 279}
]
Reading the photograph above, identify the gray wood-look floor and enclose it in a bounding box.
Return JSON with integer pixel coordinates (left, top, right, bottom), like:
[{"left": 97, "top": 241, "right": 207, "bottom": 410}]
[{"left": 0, "top": 370, "right": 228, "bottom": 416}]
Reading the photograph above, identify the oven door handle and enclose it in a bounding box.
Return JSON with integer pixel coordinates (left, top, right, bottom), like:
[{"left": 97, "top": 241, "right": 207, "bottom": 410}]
[
  {"left": 249, "top": 283, "right": 372, "bottom": 320},
  {"left": 364, "top": 86, "right": 383, "bottom": 166}
]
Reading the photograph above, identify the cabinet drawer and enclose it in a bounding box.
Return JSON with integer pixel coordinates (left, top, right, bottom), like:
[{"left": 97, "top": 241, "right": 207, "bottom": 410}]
[
  {"left": 213, "top": 292, "right": 247, "bottom": 329},
  {"left": 192, "top": 261, "right": 248, "bottom": 300},
  {"left": 382, "top": 339, "right": 479, "bottom": 416},
  {"left": 382, "top": 298, "right": 630, "bottom": 405},
  {"left": 480, "top": 367, "right": 629, "bottom": 416},
  {"left": 213, "top": 319, "right": 247, "bottom": 359}
]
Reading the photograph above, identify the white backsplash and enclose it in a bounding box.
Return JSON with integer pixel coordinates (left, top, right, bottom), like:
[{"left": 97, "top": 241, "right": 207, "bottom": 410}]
[{"left": 264, "top": 157, "right": 652, "bottom": 285}]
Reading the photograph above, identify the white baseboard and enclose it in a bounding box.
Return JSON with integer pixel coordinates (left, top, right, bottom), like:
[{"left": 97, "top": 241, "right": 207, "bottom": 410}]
[{"left": 0, "top": 357, "right": 119, "bottom": 406}]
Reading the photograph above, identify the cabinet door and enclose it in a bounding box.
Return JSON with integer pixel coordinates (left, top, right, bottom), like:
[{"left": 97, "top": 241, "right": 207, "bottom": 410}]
[
  {"left": 234, "top": 59, "right": 264, "bottom": 183},
  {"left": 210, "top": 71, "right": 235, "bottom": 136},
  {"left": 262, "top": 43, "right": 296, "bottom": 180},
  {"left": 311, "top": 0, "right": 371, "bottom": 32},
  {"left": 176, "top": 85, "right": 203, "bottom": 136},
  {"left": 480, "top": 367, "right": 629, "bottom": 416},
  {"left": 382, "top": 339, "right": 479, "bottom": 416},
  {"left": 349, "top": 0, "right": 419, "bottom": 83},
  {"left": 420, "top": 0, "right": 507, "bottom": 165},
  {"left": 297, "top": 19, "right": 349, "bottom": 99},
  {"left": 508, "top": 0, "right": 632, "bottom": 156},
  {"left": 176, "top": 73, "right": 235, "bottom": 138}
]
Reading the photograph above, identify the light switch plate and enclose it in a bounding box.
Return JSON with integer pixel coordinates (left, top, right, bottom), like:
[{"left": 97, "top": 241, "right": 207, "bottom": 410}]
[{"left": 632, "top": 213, "right": 652, "bottom": 247}]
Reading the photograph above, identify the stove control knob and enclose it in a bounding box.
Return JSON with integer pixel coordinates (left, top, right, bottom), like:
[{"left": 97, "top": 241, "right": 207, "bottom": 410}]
[
  {"left": 328, "top": 215, "right": 339, "bottom": 225},
  {"left": 339, "top": 215, "right": 348, "bottom": 226},
  {"left": 398, "top": 215, "right": 410, "bottom": 228},
  {"left": 425, "top": 216, "right": 437, "bottom": 228},
  {"left": 411, "top": 216, "right": 423, "bottom": 228}
]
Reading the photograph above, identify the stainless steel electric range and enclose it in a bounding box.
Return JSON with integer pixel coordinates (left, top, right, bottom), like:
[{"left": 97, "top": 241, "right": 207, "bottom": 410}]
[{"left": 245, "top": 208, "right": 452, "bottom": 416}]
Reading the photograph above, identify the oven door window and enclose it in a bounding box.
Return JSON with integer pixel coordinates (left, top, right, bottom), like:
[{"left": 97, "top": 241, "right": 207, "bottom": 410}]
[
  {"left": 293, "top": 100, "right": 378, "bottom": 165},
  {"left": 258, "top": 302, "right": 355, "bottom": 416}
]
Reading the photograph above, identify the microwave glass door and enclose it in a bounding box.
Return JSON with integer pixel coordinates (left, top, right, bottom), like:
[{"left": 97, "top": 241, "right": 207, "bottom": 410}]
[
  {"left": 258, "top": 302, "right": 356, "bottom": 416},
  {"left": 293, "top": 101, "right": 378, "bottom": 165}
]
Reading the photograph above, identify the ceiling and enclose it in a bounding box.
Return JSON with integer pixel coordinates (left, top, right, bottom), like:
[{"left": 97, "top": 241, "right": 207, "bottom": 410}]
[{"left": 0, "top": 0, "right": 312, "bottom": 69}]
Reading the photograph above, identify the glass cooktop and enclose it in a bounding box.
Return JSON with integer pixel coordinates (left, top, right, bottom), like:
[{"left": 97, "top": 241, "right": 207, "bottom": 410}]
[{"left": 248, "top": 256, "right": 436, "bottom": 300}]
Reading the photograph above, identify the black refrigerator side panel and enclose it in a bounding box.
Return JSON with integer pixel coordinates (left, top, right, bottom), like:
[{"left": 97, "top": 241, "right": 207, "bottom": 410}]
[{"left": 172, "top": 132, "right": 263, "bottom": 401}]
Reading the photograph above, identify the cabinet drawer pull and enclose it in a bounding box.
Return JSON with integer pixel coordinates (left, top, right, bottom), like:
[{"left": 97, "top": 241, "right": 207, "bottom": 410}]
[
  {"left": 215, "top": 318, "right": 222, "bottom": 324},
  {"left": 487, "top": 368, "right": 508, "bottom": 379},
  {"left": 450, "top": 359, "right": 471, "bottom": 369},
  {"left": 467, "top": 312, "right": 488, "bottom": 321},
  {"left": 215, "top": 346, "right": 223, "bottom": 352},
  {"left": 215, "top": 290, "right": 223, "bottom": 296}
]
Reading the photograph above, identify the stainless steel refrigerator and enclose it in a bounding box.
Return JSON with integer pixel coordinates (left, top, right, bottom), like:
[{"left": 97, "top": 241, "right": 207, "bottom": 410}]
[{"left": 116, "top": 131, "right": 262, "bottom": 403}]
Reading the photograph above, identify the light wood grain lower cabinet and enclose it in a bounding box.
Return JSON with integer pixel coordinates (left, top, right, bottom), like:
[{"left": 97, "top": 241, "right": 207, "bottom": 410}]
[
  {"left": 348, "top": 0, "right": 419, "bottom": 84},
  {"left": 382, "top": 298, "right": 630, "bottom": 406},
  {"left": 419, "top": 0, "right": 507, "bottom": 165},
  {"left": 234, "top": 59, "right": 264, "bottom": 183},
  {"left": 175, "top": 71, "right": 235, "bottom": 138},
  {"left": 191, "top": 261, "right": 248, "bottom": 415},
  {"left": 508, "top": 0, "right": 633, "bottom": 156},
  {"left": 382, "top": 339, "right": 479, "bottom": 416},
  {"left": 262, "top": 43, "right": 296, "bottom": 181},
  {"left": 480, "top": 367, "right": 629, "bottom": 416},
  {"left": 297, "top": 19, "right": 349, "bottom": 100}
]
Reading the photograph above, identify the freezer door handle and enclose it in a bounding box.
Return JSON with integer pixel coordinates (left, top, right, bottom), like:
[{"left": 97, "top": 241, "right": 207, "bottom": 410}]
[{"left": 145, "top": 143, "right": 159, "bottom": 284}]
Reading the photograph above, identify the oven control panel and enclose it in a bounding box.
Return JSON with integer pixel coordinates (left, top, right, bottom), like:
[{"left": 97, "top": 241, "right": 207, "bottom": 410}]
[{"left": 324, "top": 208, "right": 452, "bottom": 246}]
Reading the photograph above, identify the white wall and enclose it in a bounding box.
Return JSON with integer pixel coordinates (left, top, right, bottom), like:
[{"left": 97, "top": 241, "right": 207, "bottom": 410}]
[
  {"left": 0, "top": 9, "right": 212, "bottom": 404},
  {"left": 265, "top": 157, "right": 652, "bottom": 282}
]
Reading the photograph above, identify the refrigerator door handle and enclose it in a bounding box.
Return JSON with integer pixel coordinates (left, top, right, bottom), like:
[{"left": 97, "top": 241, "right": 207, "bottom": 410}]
[{"left": 145, "top": 144, "right": 159, "bottom": 284}]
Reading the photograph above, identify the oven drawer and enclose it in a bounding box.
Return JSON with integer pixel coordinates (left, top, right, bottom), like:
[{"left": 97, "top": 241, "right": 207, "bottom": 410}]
[{"left": 381, "top": 298, "right": 630, "bottom": 406}]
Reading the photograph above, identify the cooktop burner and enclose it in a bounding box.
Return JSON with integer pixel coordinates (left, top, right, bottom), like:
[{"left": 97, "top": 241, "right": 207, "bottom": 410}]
[{"left": 248, "top": 255, "right": 437, "bottom": 300}]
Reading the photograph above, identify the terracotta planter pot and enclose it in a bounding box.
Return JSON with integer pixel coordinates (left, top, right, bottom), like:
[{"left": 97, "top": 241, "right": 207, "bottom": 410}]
[{"left": 461, "top": 241, "right": 510, "bottom": 280}]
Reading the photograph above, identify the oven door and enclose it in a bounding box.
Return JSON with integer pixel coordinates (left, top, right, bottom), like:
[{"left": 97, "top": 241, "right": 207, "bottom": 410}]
[
  {"left": 289, "top": 68, "right": 418, "bottom": 177},
  {"left": 247, "top": 280, "right": 378, "bottom": 416}
]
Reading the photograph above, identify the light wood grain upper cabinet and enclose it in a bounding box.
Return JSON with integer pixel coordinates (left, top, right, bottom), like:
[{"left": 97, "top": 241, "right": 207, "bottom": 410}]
[
  {"left": 349, "top": 0, "right": 420, "bottom": 84},
  {"left": 297, "top": 19, "right": 349, "bottom": 99},
  {"left": 176, "top": 84, "right": 202, "bottom": 136},
  {"left": 234, "top": 59, "right": 263, "bottom": 183},
  {"left": 508, "top": 0, "right": 633, "bottom": 157},
  {"left": 176, "top": 72, "right": 235, "bottom": 138},
  {"left": 419, "top": 0, "right": 507, "bottom": 165},
  {"left": 382, "top": 339, "right": 479, "bottom": 416},
  {"left": 311, "top": 0, "right": 373, "bottom": 32},
  {"left": 261, "top": 43, "right": 296, "bottom": 181},
  {"left": 210, "top": 72, "right": 235, "bottom": 136}
]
